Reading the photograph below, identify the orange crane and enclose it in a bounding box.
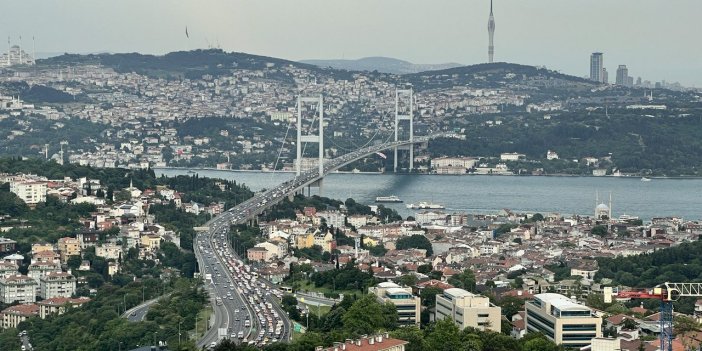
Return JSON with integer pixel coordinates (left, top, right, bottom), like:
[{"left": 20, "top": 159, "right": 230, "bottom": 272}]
[{"left": 608, "top": 283, "right": 702, "bottom": 351}]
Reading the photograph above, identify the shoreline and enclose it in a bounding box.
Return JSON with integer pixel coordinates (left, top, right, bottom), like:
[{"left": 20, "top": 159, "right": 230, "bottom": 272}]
[{"left": 154, "top": 167, "right": 702, "bottom": 180}]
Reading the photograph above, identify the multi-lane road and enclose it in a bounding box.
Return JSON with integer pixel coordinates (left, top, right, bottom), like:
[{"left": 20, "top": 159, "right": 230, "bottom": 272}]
[
  {"left": 194, "top": 135, "right": 442, "bottom": 349},
  {"left": 195, "top": 214, "right": 291, "bottom": 349}
]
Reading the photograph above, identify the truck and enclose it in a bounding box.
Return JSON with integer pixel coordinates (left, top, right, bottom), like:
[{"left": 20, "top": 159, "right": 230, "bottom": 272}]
[{"left": 218, "top": 328, "right": 228, "bottom": 340}]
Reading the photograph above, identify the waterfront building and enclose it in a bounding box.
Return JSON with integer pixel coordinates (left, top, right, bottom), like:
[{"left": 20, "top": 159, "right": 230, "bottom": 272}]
[{"left": 435, "top": 288, "right": 501, "bottom": 332}]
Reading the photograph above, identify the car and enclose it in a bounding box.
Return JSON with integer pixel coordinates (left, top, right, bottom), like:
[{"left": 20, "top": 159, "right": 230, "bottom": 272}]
[{"left": 130, "top": 311, "right": 137, "bottom": 317}]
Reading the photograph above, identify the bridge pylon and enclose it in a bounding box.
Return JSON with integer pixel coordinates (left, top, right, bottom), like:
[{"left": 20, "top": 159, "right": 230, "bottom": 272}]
[
  {"left": 296, "top": 95, "right": 325, "bottom": 194},
  {"left": 394, "top": 88, "right": 414, "bottom": 172}
]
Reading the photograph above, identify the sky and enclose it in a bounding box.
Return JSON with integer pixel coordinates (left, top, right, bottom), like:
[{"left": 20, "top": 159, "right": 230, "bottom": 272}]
[{"left": 2, "top": 0, "right": 702, "bottom": 86}]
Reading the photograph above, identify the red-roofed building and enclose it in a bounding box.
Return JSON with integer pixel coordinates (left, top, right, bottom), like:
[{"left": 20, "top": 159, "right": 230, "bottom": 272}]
[
  {"left": 318, "top": 333, "right": 407, "bottom": 351},
  {"left": 1, "top": 303, "right": 39, "bottom": 329},
  {"left": 38, "top": 296, "right": 91, "bottom": 318}
]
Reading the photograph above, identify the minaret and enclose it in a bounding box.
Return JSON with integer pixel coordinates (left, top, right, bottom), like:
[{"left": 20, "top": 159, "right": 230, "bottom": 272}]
[{"left": 488, "top": 0, "right": 495, "bottom": 63}]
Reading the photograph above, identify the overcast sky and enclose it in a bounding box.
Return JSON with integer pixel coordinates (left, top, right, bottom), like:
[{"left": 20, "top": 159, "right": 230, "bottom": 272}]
[{"left": 3, "top": 0, "right": 701, "bottom": 86}]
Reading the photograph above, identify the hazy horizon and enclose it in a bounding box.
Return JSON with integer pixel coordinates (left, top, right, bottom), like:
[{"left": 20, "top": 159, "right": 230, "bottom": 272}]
[{"left": 3, "top": 0, "right": 701, "bottom": 86}]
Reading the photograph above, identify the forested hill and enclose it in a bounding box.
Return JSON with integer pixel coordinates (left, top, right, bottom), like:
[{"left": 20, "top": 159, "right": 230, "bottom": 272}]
[
  {"left": 401, "top": 62, "right": 595, "bottom": 91},
  {"left": 38, "top": 49, "right": 323, "bottom": 80},
  {"left": 595, "top": 239, "right": 702, "bottom": 288}
]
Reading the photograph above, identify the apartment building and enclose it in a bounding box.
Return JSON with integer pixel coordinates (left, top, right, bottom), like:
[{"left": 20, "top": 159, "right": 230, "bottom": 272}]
[
  {"left": 39, "top": 272, "right": 76, "bottom": 299},
  {"left": 524, "top": 293, "right": 602, "bottom": 349},
  {"left": 435, "top": 288, "right": 501, "bottom": 333},
  {"left": 57, "top": 237, "right": 81, "bottom": 264},
  {"left": 9, "top": 180, "right": 47, "bottom": 205},
  {"left": 0, "top": 275, "right": 38, "bottom": 304},
  {"left": 369, "top": 282, "right": 421, "bottom": 326}
]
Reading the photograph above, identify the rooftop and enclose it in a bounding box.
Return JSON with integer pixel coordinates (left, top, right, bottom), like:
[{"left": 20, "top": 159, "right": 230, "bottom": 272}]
[
  {"left": 444, "top": 288, "right": 476, "bottom": 298},
  {"left": 534, "top": 293, "right": 590, "bottom": 311}
]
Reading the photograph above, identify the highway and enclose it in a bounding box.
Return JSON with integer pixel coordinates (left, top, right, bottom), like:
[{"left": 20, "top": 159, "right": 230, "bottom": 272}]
[{"left": 194, "top": 134, "right": 442, "bottom": 349}]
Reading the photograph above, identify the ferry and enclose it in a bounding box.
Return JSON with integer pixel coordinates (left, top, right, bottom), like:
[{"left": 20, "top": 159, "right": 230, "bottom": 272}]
[
  {"left": 375, "top": 195, "right": 403, "bottom": 203},
  {"left": 406, "top": 201, "right": 445, "bottom": 210}
]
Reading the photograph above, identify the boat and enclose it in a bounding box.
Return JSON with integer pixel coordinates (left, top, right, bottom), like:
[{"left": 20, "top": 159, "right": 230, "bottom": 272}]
[
  {"left": 406, "top": 201, "right": 445, "bottom": 210},
  {"left": 187, "top": 170, "right": 197, "bottom": 174},
  {"left": 375, "top": 195, "right": 403, "bottom": 203},
  {"left": 641, "top": 177, "right": 651, "bottom": 182}
]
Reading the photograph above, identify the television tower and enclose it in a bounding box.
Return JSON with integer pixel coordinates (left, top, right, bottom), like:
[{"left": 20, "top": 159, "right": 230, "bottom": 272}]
[{"left": 488, "top": 0, "right": 495, "bottom": 63}]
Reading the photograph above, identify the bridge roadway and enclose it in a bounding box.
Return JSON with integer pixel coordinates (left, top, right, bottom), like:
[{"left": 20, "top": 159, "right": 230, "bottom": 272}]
[{"left": 196, "top": 135, "right": 440, "bottom": 348}]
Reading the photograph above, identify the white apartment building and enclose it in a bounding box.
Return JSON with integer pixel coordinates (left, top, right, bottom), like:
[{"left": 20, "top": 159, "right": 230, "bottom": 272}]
[
  {"left": 317, "top": 210, "right": 346, "bottom": 229},
  {"left": 435, "top": 288, "right": 501, "bottom": 333},
  {"left": 40, "top": 272, "right": 77, "bottom": 299},
  {"left": 525, "top": 293, "right": 602, "bottom": 349},
  {"left": 96, "top": 244, "right": 123, "bottom": 260},
  {"left": 10, "top": 180, "right": 47, "bottom": 205},
  {"left": 28, "top": 262, "right": 62, "bottom": 283},
  {"left": 0, "top": 275, "right": 38, "bottom": 304},
  {"left": 369, "top": 282, "right": 421, "bottom": 327}
]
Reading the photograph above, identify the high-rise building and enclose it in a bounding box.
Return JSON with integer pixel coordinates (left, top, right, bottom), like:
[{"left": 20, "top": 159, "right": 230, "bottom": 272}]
[
  {"left": 590, "top": 53, "right": 604, "bottom": 83},
  {"left": 525, "top": 293, "right": 602, "bottom": 349},
  {"left": 616, "top": 65, "right": 629, "bottom": 86},
  {"left": 602, "top": 68, "right": 608, "bottom": 84},
  {"left": 487, "top": 0, "right": 495, "bottom": 63}
]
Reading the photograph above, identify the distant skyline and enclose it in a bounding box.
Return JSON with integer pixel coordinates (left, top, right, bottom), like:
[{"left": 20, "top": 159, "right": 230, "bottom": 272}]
[{"left": 2, "top": 0, "right": 701, "bottom": 86}]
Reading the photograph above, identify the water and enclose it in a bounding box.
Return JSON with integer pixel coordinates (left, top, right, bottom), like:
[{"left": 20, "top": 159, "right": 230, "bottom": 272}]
[{"left": 155, "top": 169, "right": 702, "bottom": 221}]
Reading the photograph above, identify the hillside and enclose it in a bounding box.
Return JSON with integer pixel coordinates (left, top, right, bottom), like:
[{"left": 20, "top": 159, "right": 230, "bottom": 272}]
[
  {"left": 39, "top": 49, "right": 322, "bottom": 80},
  {"left": 301, "top": 56, "right": 462, "bottom": 74}
]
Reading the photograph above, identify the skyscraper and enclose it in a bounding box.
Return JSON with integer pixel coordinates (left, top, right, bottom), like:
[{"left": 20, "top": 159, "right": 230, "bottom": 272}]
[
  {"left": 487, "top": 0, "right": 495, "bottom": 63},
  {"left": 590, "top": 52, "right": 604, "bottom": 83},
  {"left": 616, "top": 65, "right": 629, "bottom": 86}
]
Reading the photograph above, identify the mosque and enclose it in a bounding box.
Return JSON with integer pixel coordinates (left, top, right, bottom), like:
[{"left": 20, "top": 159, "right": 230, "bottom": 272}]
[{"left": 595, "top": 191, "right": 612, "bottom": 220}]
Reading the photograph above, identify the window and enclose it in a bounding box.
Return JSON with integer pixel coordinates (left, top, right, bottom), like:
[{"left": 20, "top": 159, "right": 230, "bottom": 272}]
[
  {"left": 478, "top": 314, "right": 490, "bottom": 318},
  {"left": 562, "top": 324, "right": 596, "bottom": 331}
]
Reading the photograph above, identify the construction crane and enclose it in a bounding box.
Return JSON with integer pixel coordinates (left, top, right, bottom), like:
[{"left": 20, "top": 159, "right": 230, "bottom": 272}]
[{"left": 607, "top": 282, "right": 702, "bottom": 351}]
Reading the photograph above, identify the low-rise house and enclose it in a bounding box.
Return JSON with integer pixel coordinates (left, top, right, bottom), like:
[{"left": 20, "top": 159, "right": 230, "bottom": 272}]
[
  {"left": 1, "top": 303, "right": 39, "bottom": 329},
  {"left": 38, "top": 296, "right": 91, "bottom": 318}
]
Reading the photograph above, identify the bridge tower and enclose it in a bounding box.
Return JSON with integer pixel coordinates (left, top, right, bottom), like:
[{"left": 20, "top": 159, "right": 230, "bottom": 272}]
[
  {"left": 296, "top": 95, "right": 325, "bottom": 194},
  {"left": 394, "top": 89, "right": 414, "bottom": 172}
]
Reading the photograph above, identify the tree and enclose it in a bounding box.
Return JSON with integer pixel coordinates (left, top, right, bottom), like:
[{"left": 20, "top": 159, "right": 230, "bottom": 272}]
[
  {"left": 498, "top": 296, "right": 525, "bottom": 320},
  {"left": 396, "top": 234, "right": 433, "bottom": 256},
  {"left": 420, "top": 286, "right": 443, "bottom": 307},
  {"left": 417, "top": 264, "right": 432, "bottom": 274},
  {"left": 591, "top": 225, "right": 608, "bottom": 237},
  {"left": 448, "top": 269, "right": 476, "bottom": 292},
  {"left": 424, "top": 318, "right": 464, "bottom": 351},
  {"left": 398, "top": 274, "right": 418, "bottom": 287},
  {"left": 66, "top": 255, "right": 82, "bottom": 270},
  {"left": 342, "top": 295, "right": 396, "bottom": 336},
  {"left": 390, "top": 326, "right": 425, "bottom": 351}
]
